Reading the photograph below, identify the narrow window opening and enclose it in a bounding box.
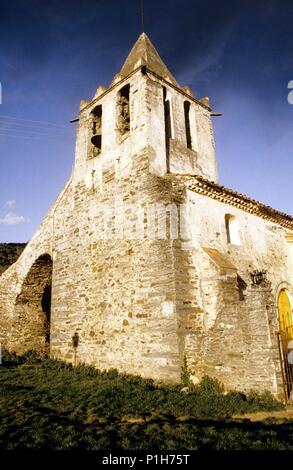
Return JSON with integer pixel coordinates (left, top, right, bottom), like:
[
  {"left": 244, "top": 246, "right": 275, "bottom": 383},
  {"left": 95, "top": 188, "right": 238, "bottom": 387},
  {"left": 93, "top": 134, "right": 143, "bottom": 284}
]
[
  {"left": 184, "top": 101, "right": 192, "bottom": 149},
  {"left": 90, "top": 105, "right": 102, "bottom": 157},
  {"left": 163, "top": 87, "right": 172, "bottom": 172},
  {"left": 225, "top": 214, "right": 240, "bottom": 245},
  {"left": 117, "top": 84, "right": 130, "bottom": 135}
]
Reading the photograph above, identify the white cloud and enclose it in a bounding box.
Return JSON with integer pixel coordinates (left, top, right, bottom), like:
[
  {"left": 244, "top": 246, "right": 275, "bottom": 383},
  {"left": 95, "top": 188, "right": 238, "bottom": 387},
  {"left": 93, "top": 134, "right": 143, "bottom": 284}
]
[
  {"left": 0, "top": 212, "right": 30, "bottom": 225},
  {"left": 4, "top": 199, "right": 16, "bottom": 209}
]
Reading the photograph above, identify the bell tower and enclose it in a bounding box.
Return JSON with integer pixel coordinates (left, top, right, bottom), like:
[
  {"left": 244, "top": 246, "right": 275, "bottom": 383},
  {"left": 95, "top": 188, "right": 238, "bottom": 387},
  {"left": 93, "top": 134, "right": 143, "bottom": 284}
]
[{"left": 73, "top": 33, "right": 219, "bottom": 188}]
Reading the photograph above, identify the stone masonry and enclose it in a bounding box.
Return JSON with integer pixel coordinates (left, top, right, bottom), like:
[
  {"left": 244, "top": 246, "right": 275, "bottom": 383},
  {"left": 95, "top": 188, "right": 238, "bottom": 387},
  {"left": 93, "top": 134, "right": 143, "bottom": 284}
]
[{"left": 1, "top": 33, "right": 293, "bottom": 398}]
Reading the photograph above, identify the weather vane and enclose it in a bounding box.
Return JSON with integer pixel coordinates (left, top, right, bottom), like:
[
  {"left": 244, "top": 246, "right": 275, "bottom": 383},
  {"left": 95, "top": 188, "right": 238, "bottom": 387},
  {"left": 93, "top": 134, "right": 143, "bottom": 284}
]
[{"left": 140, "top": 0, "right": 145, "bottom": 32}]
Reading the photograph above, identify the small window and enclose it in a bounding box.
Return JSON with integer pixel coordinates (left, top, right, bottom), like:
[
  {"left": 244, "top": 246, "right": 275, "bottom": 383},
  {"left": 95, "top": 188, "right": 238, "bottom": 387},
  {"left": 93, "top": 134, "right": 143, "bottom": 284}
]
[
  {"left": 163, "top": 86, "right": 172, "bottom": 172},
  {"left": 225, "top": 214, "right": 240, "bottom": 245},
  {"left": 117, "top": 84, "right": 130, "bottom": 135},
  {"left": 90, "top": 105, "right": 102, "bottom": 157},
  {"left": 184, "top": 101, "right": 192, "bottom": 149}
]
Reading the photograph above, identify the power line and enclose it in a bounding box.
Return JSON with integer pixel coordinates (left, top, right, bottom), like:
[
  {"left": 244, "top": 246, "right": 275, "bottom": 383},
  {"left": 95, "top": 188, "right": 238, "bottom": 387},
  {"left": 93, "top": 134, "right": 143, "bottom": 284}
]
[
  {"left": 0, "top": 128, "right": 70, "bottom": 137},
  {"left": 0, "top": 118, "right": 74, "bottom": 137},
  {"left": 0, "top": 131, "right": 72, "bottom": 141},
  {"left": 0, "top": 119, "right": 72, "bottom": 134},
  {"left": 0, "top": 114, "right": 69, "bottom": 128}
]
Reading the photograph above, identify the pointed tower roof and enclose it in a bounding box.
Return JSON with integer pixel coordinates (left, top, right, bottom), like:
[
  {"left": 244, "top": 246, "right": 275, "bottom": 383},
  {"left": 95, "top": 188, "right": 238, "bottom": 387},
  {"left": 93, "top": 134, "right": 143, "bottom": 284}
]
[{"left": 119, "top": 33, "right": 179, "bottom": 86}]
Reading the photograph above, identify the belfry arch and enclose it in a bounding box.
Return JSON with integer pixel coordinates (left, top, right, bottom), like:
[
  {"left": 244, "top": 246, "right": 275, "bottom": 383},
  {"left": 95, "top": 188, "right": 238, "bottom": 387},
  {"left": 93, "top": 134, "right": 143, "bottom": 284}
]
[{"left": 13, "top": 254, "right": 53, "bottom": 354}]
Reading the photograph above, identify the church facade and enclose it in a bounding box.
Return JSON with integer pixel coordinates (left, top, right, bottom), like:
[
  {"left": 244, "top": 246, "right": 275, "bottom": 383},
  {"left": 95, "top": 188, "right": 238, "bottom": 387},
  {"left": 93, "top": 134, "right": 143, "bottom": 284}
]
[{"left": 1, "top": 33, "right": 293, "bottom": 400}]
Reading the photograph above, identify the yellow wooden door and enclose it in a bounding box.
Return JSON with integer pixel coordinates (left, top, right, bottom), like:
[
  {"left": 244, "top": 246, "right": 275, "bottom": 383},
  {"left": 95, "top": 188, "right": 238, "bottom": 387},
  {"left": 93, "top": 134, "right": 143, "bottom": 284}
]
[
  {"left": 278, "top": 290, "right": 293, "bottom": 401},
  {"left": 278, "top": 290, "right": 293, "bottom": 336}
]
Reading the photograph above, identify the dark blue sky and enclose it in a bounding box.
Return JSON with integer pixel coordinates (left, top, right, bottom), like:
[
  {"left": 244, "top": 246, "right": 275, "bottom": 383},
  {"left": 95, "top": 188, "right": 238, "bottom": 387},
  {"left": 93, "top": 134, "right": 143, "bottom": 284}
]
[{"left": 0, "top": 0, "right": 292, "bottom": 242}]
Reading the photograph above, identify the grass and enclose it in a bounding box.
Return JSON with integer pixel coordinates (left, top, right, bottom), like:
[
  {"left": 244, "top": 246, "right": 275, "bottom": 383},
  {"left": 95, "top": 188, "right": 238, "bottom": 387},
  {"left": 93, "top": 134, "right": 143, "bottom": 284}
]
[{"left": 0, "top": 350, "right": 292, "bottom": 450}]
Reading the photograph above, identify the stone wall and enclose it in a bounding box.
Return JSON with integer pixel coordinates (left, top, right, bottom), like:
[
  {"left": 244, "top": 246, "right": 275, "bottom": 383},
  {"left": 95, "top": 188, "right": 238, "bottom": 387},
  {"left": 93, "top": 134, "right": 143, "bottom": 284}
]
[
  {"left": 49, "top": 155, "right": 182, "bottom": 382},
  {"left": 175, "top": 188, "right": 293, "bottom": 396}
]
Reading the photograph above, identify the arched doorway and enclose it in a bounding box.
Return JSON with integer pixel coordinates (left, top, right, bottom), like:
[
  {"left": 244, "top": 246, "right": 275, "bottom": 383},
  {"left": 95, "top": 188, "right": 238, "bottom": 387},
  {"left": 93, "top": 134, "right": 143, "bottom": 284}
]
[
  {"left": 278, "top": 289, "right": 293, "bottom": 402},
  {"left": 13, "top": 254, "right": 53, "bottom": 354}
]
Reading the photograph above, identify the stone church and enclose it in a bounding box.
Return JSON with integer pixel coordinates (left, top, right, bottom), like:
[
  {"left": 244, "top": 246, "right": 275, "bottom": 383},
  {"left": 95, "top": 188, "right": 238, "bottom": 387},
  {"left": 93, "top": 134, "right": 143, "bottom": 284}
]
[{"left": 1, "top": 33, "right": 293, "bottom": 400}]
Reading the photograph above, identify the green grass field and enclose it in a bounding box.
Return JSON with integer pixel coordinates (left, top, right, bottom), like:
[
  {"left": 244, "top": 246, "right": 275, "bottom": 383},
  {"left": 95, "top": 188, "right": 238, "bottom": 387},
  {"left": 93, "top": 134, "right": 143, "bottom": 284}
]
[{"left": 0, "top": 351, "right": 292, "bottom": 450}]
